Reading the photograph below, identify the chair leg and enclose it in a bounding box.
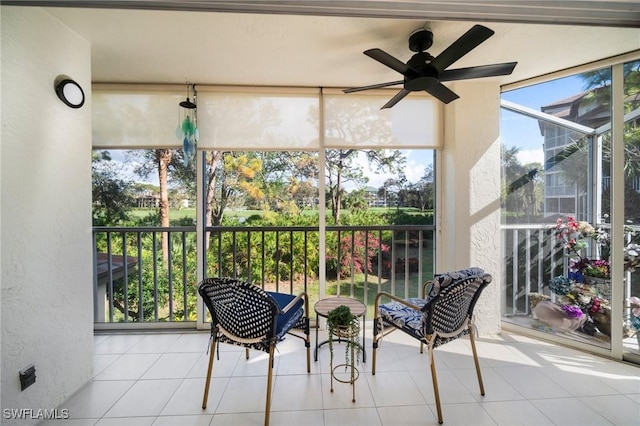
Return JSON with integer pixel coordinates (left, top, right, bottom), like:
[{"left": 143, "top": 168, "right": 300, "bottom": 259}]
[
  {"left": 372, "top": 344, "right": 377, "bottom": 375},
  {"left": 305, "top": 329, "right": 311, "bottom": 373},
  {"left": 428, "top": 343, "right": 443, "bottom": 424},
  {"left": 469, "top": 324, "right": 485, "bottom": 396},
  {"left": 372, "top": 317, "right": 380, "bottom": 375},
  {"left": 202, "top": 335, "right": 217, "bottom": 409},
  {"left": 264, "top": 342, "right": 276, "bottom": 426}
]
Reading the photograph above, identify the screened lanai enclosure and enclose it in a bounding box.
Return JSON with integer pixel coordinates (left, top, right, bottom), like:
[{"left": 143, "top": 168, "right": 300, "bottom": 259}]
[
  {"left": 92, "top": 55, "right": 640, "bottom": 366},
  {"left": 92, "top": 88, "right": 439, "bottom": 324},
  {"left": 500, "top": 58, "right": 640, "bottom": 363}
]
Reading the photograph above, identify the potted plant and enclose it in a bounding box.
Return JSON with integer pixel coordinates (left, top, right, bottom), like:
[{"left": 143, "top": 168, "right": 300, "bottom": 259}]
[{"left": 326, "top": 305, "right": 361, "bottom": 370}]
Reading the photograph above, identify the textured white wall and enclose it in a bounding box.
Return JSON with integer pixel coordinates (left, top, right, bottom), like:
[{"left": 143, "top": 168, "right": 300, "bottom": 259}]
[
  {"left": 437, "top": 80, "right": 502, "bottom": 335},
  {"left": 1, "top": 6, "right": 93, "bottom": 424}
]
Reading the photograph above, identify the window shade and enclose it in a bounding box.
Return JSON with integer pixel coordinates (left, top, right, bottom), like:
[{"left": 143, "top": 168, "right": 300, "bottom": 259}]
[
  {"left": 196, "top": 89, "right": 319, "bottom": 150},
  {"left": 323, "top": 92, "right": 442, "bottom": 149},
  {"left": 92, "top": 88, "right": 183, "bottom": 148},
  {"left": 92, "top": 85, "right": 441, "bottom": 149}
]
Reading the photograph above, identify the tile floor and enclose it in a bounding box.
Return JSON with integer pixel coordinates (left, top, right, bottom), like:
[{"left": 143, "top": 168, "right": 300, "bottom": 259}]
[{"left": 43, "top": 327, "right": 640, "bottom": 426}]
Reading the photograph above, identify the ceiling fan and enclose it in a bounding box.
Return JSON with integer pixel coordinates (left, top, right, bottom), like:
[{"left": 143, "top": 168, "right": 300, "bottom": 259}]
[{"left": 343, "top": 24, "right": 517, "bottom": 108}]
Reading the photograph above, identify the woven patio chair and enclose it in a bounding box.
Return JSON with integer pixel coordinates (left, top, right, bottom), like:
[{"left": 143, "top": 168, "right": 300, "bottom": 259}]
[
  {"left": 372, "top": 267, "right": 492, "bottom": 424},
  {"left": 198, "top": 277, "right": 310, "bottom": 426}
]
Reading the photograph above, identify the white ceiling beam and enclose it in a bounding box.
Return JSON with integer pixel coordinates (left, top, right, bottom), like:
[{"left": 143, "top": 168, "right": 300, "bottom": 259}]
[{"left": 4, "top": 0, "right": 640, "bottom": 27}]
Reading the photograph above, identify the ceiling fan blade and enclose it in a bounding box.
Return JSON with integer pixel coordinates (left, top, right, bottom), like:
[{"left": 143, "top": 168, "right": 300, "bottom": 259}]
[
  {"left": 423, "top": 80, "right": 459, "bottom": 104},
  {"left": 343, "top": 80, "right": 404, "bottom": 93},
  {"left": 429, "top": 25, "right": 494, "bottom": 73},
  {"left": 381, "top": 89, "right": 410, "bottom": 109},
  {"left": 364, "top": 48, "right": 410, "bottom": 75},
  {"left": 439, "top": 62, "right": 517, "bottom": 81}
]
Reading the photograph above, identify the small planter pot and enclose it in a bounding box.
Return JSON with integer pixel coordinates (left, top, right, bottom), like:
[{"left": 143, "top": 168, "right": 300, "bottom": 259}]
[{"left": 332, "top": 324, "right": 359, "bottom": 339}]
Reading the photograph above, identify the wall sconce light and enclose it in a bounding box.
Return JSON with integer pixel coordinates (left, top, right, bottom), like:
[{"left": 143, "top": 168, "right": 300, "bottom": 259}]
[{"left": 55, "top": 76, "right": 85, "bottom": 108}]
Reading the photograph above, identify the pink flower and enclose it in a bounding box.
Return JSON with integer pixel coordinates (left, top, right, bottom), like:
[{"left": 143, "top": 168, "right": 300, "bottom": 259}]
[{"left": 629, "top": 296, "right": 640, "bottom": 317}]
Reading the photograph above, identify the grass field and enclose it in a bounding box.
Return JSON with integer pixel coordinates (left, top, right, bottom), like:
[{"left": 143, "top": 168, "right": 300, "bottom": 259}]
[{"left": 129, "top": 207, "right": 430, "bottom": 223}]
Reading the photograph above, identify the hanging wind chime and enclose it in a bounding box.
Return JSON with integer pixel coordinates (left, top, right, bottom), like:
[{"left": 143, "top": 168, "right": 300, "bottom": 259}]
[{"left": 176, "top": 82, "right": 198, "bottom": 165}]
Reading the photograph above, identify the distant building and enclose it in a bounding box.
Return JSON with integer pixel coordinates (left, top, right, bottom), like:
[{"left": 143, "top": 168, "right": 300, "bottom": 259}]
[
  {"left": 135, "top": 189, "right": 160, "bottom": 208},
  {"left": 541, "top": 87, "right": 610, "bottom": 219},
  {"left": 363, "top": 186, "right": 387, "bottom": 207},
  {"left": 540, "top": 86, "right": 640, "bottom": 219}
]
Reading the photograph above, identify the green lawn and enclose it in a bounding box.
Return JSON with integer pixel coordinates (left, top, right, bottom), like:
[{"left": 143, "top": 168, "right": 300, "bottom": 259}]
[
  {"left": 130, "top": 208, "right": 197, "bottom": 221},
  {"left": 130, "top": 206, "right": 432, "bottom": 224}
]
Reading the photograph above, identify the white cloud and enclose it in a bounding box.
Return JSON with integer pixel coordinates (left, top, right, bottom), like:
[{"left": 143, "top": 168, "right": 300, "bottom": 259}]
[
  {"left": 345, "top": 149, "right": 431, "bottom": 190},
  {"left": 516, "top": 148, "right": 544, "bottom": 166}
]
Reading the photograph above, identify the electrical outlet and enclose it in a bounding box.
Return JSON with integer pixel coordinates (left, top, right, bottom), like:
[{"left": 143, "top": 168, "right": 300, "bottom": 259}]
[{"left": 19, "top": 365, "right": 36, "bottom": 391}]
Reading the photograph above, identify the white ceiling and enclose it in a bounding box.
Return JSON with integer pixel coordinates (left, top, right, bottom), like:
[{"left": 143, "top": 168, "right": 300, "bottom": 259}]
[{"left": 41, "top": 5, "right": 640, "bottom": 91}]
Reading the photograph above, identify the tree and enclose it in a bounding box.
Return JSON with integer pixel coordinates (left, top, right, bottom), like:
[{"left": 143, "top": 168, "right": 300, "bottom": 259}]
[
  {"left": 156, "top": 149, "right": 172, "bottom": 259},
  {"left": 383, "top": 175, "right": 408, "bottom": 210},
  {"left": 324, "top": 149, "right": 405, "bottom": 223},
  {"left": 211, "top": 152, "right": 263, "bottom": 224},
  {"left": 253, "top": 151, "right": 319, "bottom": 214},
  {"left": 580, "top": 61, "right": 640, "bottom": 221},
  {"left": 343, "top": 188, "right": 369, "bottom": 212},
  {"left": 92, "top": 151, "right": 134, "bottom": 226},
  {"left": 197, "top": 96, "right": 310, "bottom": 230},
  {"left": 310, "top": 97, "right": 407, "bottom": 223},
  {"left": 501, "top": 145, "right": 544, "bottom": 221},
  {"left": 130, "top": 148, "right": 195, "bottom": 261},
  {"left": 415, "top": 164, "right": 435, "bottom": 212}
]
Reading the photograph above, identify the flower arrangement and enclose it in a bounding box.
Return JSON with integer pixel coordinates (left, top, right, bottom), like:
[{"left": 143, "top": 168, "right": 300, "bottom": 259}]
[
  {"left": 562, "top": 304, "right": 584, "bottom": 319},
  {"left": 540, "top": 216, "right": 640, "bottom": 337},
  {"left": 546, "top": 277, "right": 610, "bottom": 335},
  {"left": 554, "top": 216, "right": 609, "bottom": 280},
  {"left": 554, "top": 215, "right": 639, "bottom": 279},
  {"left": 625, "top": 244, "right": 640, "bottom": 272}
]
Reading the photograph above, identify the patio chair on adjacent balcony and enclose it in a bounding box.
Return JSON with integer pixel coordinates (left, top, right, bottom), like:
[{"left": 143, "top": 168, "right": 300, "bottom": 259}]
[
  {"left": 198, "top": 277, "right": 310, "bottom": 426},
  {"left": 372, "top": 267, "right": 492, "bottom": 424}
]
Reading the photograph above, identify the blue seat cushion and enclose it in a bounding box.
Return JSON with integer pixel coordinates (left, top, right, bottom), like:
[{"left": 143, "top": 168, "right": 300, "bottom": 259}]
[
  {"left": 268, "top": 291, "right": 304, "bottom": 340},
  {"left": 378, "top": 298, "right": 427, "bottom": 340}
]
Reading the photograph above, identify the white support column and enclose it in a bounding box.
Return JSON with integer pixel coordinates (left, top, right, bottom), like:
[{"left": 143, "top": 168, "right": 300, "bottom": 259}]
[
  {"left": 439, "top": 81, "right": 503, "bottom": 335},
  {"left": 196, "top": 150, "right": 206, "bottom": 329},
  {"left": 319, "top": 91, "right": 327, "bottom": 300},
  {"left": 610, "top": 63, "right": 625, "bottom": 358}
]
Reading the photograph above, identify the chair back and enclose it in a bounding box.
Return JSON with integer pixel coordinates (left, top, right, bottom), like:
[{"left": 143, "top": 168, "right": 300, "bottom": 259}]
[
  {"left": 423, "top": 267, "right": 492, "bottom": 346},
  {"left": 198, "top": 277, "right": 279, "bottom": 351}
]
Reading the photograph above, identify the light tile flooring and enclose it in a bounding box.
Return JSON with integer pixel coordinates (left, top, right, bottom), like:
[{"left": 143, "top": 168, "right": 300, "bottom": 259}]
[{"left": 43, "top": 328, "right": 640, "bottom": 426}]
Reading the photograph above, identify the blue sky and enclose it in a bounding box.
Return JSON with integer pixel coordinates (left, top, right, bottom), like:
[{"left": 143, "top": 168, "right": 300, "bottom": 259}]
[
  {"left": 500, "top": 74, "right": 588, "bottom": 165},
  {"left": 502, "top": 74, "right": 587, "bottom": 109}
]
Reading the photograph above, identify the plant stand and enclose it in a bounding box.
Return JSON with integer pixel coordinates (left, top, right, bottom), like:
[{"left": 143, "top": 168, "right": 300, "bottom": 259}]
[{"left": 330, "top": 324, "right": 360, "bottom": 403}]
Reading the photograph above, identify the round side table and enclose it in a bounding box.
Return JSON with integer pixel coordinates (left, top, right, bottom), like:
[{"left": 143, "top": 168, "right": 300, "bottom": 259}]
[{"left": 314, "top": 296, "right": 366, "bottom": 363}]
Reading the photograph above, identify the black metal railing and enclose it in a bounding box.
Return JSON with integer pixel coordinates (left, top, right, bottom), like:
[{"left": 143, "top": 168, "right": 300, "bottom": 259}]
[
  {"left": 93, "top": 224, "right": 435, "bottom": 326},
  {"left": 94, "top": 222, "right": 639, "bottom": 329}
]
